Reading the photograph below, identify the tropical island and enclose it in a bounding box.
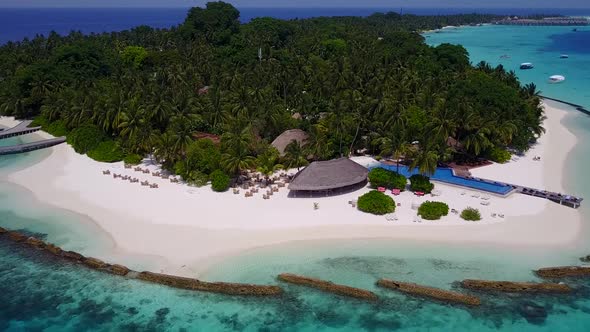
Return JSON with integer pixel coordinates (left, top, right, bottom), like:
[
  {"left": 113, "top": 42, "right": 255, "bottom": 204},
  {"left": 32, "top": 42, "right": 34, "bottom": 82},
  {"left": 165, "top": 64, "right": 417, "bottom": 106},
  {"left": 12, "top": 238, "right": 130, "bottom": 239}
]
[{"left": 0, "top": 3, "right": 582, "bottom": 277}]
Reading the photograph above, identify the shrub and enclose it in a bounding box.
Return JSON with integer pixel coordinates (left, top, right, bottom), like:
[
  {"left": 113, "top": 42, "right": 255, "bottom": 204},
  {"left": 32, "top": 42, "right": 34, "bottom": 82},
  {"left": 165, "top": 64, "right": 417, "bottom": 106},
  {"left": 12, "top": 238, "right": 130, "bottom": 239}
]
[
  {"left": 368, "top": 168, "right": 407, "bottom": 190},
  {"left": 418, "top": 201, "right": 449, "bottom": 220},
  {"left": 210, "top": 170, "right": 230, "bottom": 192},
  {"left": 409, "top": 174, "right": 434, "bottom": 193},
  {"left": 357, "top": 190, "right": 396, "bottom": 215},
  {"left": 45, "top": 120, "right": 69, "bottom": 137},
  {"left": 67, "top": 124, "right": 106, "bottom": 154},
  {"left": 31, "top": 116, "right": 69, "bottom": 137},
  {"left": 123, "top": 154, "right": 143, "bottom": 165},
  {"left": 87, "top": 140, "right": 125, "bottom": 162},
  {"left": 487, "top": 147, "right": 511, "bottom": 164},
  {"left": 461, "top": 207, "right": 482, "bottom": 221}
]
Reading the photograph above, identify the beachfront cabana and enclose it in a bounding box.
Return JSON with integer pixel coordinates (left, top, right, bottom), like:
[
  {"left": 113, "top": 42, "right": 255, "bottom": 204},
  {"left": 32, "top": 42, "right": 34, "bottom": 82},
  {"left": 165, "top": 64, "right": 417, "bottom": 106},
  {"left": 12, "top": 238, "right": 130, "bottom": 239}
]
[
  {"left": 288, "top": 157, "right": 368, "bottom": 197},
  {"left": 271, "top": 129, "right": 308, "bottom": 156}
]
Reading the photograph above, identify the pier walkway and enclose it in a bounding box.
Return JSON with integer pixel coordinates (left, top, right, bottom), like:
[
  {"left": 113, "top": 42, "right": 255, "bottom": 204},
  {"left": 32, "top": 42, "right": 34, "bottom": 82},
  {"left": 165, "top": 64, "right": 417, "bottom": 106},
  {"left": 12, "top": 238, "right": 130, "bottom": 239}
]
[
  {"left": 0, "top": 137, "right": 66, "bottom": 156},
  {"left": 515, "top": 185, "right": 583, "bottom": 209},
  {"left": 464, "top": 174, "right": 583, "bottom": 209},
  {"left": 0, "top": 120, "right": 41, "bottom": 140}
]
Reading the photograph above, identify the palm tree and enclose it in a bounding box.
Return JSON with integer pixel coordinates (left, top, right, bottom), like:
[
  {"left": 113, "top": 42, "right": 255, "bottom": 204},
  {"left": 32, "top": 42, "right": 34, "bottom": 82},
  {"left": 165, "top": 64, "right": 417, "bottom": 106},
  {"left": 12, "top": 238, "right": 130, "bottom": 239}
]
[
  {"left": 256, "top": 148, "right": 284, "bottom": 178},
  {"left": 523, "top": 83, "right": 541, "bottom": 98},
  {"left": 410, "top": 148, "right": 439, "bottom": 176},
  {"left": 220, "top": 117, "right": 256, "bottom": 176},
  {"left": 153, "top": 132, "right": 177, "bottom": 167},
  {"left": 283, "top": 140, "right": 308, "bottom": 171},
  {"left": 305, "top": 123, "right": 333, "bottom": 161},
  {"left": 221, "top": 146, "right": 256, "bottom": 176}
]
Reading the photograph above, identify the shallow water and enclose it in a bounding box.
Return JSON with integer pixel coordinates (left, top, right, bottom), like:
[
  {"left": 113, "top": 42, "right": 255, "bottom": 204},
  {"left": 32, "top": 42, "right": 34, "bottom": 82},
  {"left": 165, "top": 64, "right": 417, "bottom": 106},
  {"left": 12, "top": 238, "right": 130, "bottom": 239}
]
[{"left": 3, "top": 23, "right": 590, "bottom": 330}]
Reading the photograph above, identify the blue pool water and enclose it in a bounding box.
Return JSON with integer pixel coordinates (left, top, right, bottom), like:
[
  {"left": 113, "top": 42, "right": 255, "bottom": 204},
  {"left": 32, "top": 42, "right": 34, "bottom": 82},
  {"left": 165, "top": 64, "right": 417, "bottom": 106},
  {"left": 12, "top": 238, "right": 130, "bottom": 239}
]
[{"left": 375, "top": 165, "right": 514, "bottom": 195}]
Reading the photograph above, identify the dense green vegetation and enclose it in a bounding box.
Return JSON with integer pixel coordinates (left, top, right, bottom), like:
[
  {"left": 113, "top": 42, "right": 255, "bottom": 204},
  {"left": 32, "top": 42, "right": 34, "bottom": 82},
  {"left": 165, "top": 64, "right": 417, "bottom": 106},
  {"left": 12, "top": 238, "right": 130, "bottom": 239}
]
[
  {"left": 368, "top": 168, "right": 406, "bottom": 190},
  {"left": 487, "top": 147, "right": 512, "bottom": 163},
  {"left": 0, "top": 2, "right": 545, "bottom": 183},
  {"left": 210, "top": 170, "right": 231, "bottom": 192},
  {"left": 86, "top": 140, "right": 125, "bottom": 162},
  {"left": 409, "top": 174, "right": 434, "bottom": 193},
  {"left": 417, "top": 201, "right": 449, "bottom": 220},
  {"left": 460, "top": 207, "right": 482, "bottom": 221},
  {"left": 357, "top": 191, "right": 395, "bottom": 215},
  {"left": 123, "top": 154, "right": 143, "bottom": 165}
]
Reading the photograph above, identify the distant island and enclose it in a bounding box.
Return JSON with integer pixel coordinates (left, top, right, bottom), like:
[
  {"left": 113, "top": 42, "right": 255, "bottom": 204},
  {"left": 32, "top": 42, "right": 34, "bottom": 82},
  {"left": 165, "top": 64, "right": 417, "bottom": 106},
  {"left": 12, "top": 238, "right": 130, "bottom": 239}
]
[{"left": 495, "top": 16, "right": 590, "bottom": 26}]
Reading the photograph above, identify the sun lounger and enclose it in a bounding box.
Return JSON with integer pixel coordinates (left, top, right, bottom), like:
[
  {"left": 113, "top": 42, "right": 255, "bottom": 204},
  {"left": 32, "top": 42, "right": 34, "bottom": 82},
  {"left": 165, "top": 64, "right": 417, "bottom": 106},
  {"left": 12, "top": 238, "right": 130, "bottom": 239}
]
[{"left": 480, "top": 201, "right": 490, "bottom": 206}]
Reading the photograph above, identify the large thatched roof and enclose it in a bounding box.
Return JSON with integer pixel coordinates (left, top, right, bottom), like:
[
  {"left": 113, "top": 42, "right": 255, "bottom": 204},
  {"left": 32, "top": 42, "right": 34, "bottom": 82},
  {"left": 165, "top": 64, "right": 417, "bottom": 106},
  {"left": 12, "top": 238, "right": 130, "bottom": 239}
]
[
  {"left": 288, "top": 158, "right": 368, "bottom": 191},
  {"left": 271, "top": 129, "right": 308, "bottom": 156}
]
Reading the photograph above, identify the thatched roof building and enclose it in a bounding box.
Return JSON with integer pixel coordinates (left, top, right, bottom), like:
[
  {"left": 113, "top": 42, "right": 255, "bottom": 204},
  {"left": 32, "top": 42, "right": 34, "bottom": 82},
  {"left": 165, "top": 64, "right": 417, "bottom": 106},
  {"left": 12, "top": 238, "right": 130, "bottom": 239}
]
[
  {"left": 271, "top": 129, "right": 308, "bottom": 156},
  {"left": 288, "top": 158, "right": 368, "bottom": 194}
]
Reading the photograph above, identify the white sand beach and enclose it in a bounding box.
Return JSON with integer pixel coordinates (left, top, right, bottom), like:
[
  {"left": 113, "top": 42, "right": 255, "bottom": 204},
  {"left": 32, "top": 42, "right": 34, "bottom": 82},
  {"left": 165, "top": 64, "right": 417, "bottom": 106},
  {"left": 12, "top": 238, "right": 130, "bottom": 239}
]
[{"left": 0, "top": 101, "right": 582, "bottom": 277}]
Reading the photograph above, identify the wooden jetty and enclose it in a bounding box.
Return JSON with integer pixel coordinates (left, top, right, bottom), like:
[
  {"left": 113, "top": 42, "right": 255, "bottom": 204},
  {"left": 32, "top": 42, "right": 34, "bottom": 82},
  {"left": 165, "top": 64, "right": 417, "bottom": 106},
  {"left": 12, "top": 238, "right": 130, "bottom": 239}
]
[
  {"left": 516, "top": 186, "right": 582, "bottom": 209},
  {"left": 0, "top": 137, "right": 66, "bottom": 156},
  {"left": 455, "top": 170, "right": 583, "bottom": 209},
  {"left": 0, "top": 120, "right": 41, "bottom": 140}
]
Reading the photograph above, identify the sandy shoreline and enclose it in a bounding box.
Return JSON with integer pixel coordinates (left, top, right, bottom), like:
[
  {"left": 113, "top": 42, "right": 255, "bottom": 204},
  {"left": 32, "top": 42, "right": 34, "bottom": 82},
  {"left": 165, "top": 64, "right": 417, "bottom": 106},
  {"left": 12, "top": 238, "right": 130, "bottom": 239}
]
[{"left": 0, "top": 101, "right": 582, "bottom": 277}]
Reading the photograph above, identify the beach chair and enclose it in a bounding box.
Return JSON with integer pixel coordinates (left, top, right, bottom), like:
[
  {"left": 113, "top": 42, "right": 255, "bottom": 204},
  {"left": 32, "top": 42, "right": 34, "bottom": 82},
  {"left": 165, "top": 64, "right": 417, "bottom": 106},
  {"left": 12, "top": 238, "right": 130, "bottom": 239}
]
[{"left": 480, "top": 201, "right": 490, "bottom": 206}]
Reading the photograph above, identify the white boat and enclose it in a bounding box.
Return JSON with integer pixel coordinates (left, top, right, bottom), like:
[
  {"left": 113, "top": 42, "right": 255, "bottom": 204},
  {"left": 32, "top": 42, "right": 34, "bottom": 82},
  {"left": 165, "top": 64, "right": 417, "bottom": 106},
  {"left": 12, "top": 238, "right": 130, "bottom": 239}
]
[
  {"left": 560, "top": 54, "right": 569, "bottom": 59},
  {"left": 520, "top": 62, "right": 534, "bottom": 70},
  {"left": 549, "top": 75, "right": 565, "bottom": 83}
]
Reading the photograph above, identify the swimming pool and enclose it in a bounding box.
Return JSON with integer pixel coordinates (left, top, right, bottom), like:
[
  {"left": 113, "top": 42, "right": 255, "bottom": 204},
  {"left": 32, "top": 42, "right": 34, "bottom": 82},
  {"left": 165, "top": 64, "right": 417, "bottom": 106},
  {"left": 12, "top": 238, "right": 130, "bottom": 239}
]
[{"left": 374, "top": 165, "right": 514, "bottom": 195}]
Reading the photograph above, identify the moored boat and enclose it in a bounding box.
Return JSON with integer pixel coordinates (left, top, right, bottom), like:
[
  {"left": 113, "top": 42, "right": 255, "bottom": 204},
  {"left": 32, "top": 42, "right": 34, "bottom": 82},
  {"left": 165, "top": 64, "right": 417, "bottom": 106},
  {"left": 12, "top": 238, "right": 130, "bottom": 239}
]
[
  {"left": 549, "top": 75, "right": 566, "bottom": 83},
  {"left": 520, "top": 62, "right": 534, "bottom": 70}
]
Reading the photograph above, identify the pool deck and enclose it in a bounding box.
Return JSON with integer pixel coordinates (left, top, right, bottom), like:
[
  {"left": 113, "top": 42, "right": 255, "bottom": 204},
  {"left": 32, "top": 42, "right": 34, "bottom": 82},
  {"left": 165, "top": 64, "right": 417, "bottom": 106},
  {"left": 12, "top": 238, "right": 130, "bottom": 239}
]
[{"left": 373, "top": 164, "right": 583, "bottom": 209}]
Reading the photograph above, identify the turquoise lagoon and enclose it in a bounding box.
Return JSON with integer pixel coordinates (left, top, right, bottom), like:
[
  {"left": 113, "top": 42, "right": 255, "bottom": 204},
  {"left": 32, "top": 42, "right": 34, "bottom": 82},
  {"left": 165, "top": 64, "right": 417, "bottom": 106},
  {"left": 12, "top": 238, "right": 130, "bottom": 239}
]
[{"left": 3, "top": 25, "right": 590, "bottom": 331}]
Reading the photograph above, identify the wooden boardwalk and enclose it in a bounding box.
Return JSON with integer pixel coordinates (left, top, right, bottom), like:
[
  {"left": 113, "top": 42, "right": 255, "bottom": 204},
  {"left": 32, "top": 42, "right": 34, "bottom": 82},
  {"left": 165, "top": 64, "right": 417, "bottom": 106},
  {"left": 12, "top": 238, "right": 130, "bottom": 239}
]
[
  {"left": 515, "top": 186, "right": 583, "bottom": 209},
  {"left": 0, "top": 137, "right": 66, "bottom": 156},
  {"left": 0, "top": 120, "right": 41, "bottom": 140}
]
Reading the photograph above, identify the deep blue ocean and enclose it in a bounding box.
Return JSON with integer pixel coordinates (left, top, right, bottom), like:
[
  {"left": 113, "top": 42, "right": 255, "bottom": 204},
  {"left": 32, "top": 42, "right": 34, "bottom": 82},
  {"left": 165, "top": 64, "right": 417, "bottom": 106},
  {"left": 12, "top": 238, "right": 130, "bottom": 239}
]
[{"left": 0, "top": 7, "right": 589, "bottom": 44}]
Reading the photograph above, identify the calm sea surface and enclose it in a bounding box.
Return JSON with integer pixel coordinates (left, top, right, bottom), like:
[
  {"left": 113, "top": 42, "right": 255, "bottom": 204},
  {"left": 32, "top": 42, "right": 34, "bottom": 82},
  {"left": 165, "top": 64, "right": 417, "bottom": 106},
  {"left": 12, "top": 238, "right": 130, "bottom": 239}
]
[
  {"left": 0, "top": 7, "right": 589, "bottom": 44},
  {"left": 2, "top": 8, "right": 590, "bottom": 331}
]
